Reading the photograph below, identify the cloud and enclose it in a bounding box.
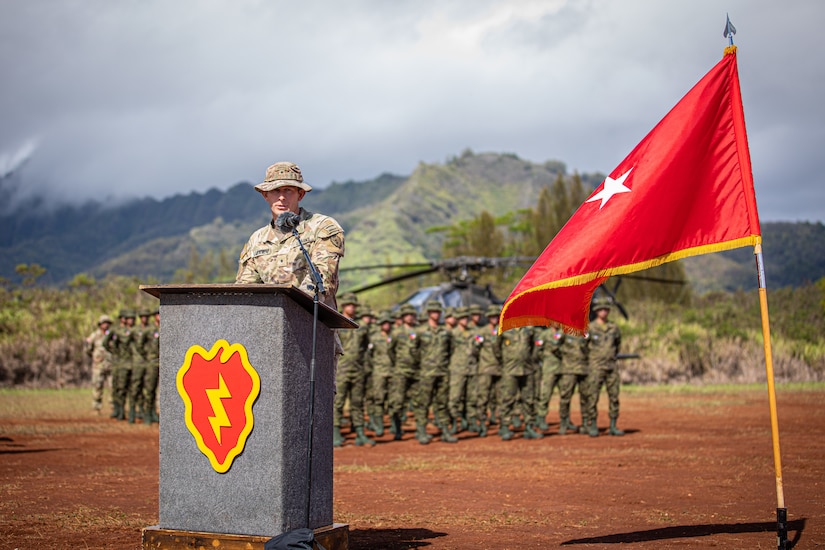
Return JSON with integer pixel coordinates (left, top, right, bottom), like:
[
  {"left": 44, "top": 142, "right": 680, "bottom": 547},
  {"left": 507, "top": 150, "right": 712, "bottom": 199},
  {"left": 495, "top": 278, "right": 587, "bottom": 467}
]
[{"left": 0, "top": 0, "right": 823, "bottom": 222}]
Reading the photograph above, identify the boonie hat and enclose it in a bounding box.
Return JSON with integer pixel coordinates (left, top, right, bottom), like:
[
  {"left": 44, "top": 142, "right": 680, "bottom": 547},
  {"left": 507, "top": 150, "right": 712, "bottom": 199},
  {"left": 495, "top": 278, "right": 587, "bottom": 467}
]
[
  {"left": 425, "top": 300, "right": 443, "bottom": 313},
  {"left": 98, "top": 315, "right": 113, "bottom": 325},
  {"left": 254, "top": 161, "right": 313, "bottom": 193},
  {"left": 398, "top": 304, "right": 417, "bottom": 317},
  {"left": 485, "top": 304, "right": 501, "bottom": 317},
  {"left": 592, "top": 297, "right": 612, "bottom": 311},
  {"left": 339, "top": 293, "right": 359, "bottom": 307}
]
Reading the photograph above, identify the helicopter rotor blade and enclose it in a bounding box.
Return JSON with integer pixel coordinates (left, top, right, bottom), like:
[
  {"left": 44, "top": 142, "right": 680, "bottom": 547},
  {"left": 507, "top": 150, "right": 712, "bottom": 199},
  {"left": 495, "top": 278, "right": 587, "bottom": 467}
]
[
  {"left": 345, "top": 265, "right": 441, "bottom": 293},
  {"left": 339, "top": 262, "right": 434, "bottom": 273}
]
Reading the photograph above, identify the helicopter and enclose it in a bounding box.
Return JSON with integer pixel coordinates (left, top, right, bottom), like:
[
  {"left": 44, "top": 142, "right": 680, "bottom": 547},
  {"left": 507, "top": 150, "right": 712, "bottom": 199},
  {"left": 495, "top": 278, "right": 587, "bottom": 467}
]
[
  {"left": 339, "top": 256, "right": 536, "bottom": 313},
  {"left": 340, "top": 255, "right": 687, "bottom": 320}
]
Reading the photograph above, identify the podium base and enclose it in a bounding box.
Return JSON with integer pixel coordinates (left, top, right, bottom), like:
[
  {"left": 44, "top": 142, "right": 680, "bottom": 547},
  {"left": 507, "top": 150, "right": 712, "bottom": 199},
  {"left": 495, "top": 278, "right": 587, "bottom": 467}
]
[{"left": 142, "top": 524, "right": 349, "bottom": 550}]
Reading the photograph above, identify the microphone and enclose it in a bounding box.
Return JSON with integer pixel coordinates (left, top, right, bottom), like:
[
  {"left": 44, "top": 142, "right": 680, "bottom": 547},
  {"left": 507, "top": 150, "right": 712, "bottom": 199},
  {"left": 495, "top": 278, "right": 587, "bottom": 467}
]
[{"left": 275, "top": 212, "right": 301, "bottom": 232}]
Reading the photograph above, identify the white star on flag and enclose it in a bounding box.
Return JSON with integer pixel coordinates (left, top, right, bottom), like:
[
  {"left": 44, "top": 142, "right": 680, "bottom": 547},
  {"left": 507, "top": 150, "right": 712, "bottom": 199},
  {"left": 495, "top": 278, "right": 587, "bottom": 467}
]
[{"left": 586, "top": 168, "right": 633, "bottom": 209}]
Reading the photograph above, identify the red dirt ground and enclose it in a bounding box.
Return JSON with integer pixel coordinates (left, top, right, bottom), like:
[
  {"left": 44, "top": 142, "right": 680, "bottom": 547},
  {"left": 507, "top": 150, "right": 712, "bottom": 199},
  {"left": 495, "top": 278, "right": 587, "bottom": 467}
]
[{"left": 1, "top": 388, "right": 823, "bottom": 549}]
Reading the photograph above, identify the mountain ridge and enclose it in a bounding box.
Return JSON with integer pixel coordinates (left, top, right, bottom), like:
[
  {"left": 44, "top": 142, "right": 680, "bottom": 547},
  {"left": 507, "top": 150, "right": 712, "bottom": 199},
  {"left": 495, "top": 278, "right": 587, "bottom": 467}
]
[{"left": 0, "top": 151, "right": 822, "bottom": 292}]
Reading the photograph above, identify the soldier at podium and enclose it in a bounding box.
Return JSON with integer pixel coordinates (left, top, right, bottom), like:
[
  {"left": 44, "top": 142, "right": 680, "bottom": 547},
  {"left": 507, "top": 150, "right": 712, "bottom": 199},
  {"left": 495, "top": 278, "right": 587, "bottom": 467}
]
[{"left": 235, "top": 161, "right": 345, "bottom": 310}]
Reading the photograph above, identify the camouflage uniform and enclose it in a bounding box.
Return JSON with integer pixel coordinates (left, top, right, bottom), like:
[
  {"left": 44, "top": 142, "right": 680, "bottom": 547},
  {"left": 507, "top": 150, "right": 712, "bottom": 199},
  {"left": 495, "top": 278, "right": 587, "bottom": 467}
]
[
  {"left": 533, "top": 326, "right": 563, "bottom": 430},
  {"left": 140, "top": 312, "right": 160, "bottom": 425},
  {"left": 499, "top": 326, "right": 542, "bottom": 439},
  {"left": 415, "top": 301, "right": 456, "bottom": 443},
  {"left": 333, "top": 294, "right": 374, "bottom": 446},
  {"left": 235, "top": 207, "right": 344, "bottom": 309},
  {"left": 473, "top": 308, "right": 502, "bottom": 437},
  {"left": 557, "top": 331, "right": 590, "bottom": 434},
  {"left": 587, "top": 300, "right": 623, "bottom": 435},
  {"left": 447, "top": 308, "right": 477, "bottom": 433},
  {"left": 103, "top": 311, "right": 138, "bottom": 421},
  {"left": 85, "top": 315, "right": 113, "bottom": 412},
  {"left": 236, "top": 161, "right": 343, "bottom": 311},
  {"left": 128, "top": 312, "right": 153, "bottom": 423},
  {"left": 368, "top": 313, "right": 396, "bottom": 437},
  {"left": 388, "top": 305, "right": 421, "bottom": 440}
]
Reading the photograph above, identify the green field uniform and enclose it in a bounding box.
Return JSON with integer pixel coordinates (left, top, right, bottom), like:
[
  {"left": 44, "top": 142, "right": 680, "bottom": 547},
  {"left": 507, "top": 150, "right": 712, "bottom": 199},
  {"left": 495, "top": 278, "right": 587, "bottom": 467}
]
[
  {"left": 368, "top": 322, "right": 395, "bottom": 436},
  {"left": 388, "top": 319, "right": 421, "bottom": 439},
  {"left": 557, "top": 332, "right": 590, "bottom": 432},
  {"left": 587, "top": 317, "right": 622, "bottom": 427},
  {"left": 128, "top": 320, "right": 153, "bottom": 423},
  {"left": 499, "top": 326, "right": 540, "bottom": 437},
  {"left": 85, "top": 321, "right": 112, "bottom": 412},
  {"left": 103, "top": 317, "right": 138, "bottom": 420},
  {"left": 533, "top": 327, "right": 563, "bottom": 424},
  {"left": 447, "top": 322, "right": 477, "bottom": 431},
  {"left": 473, "top": 323, "right": 502, "bottom": 436},
  {"left": 141, "top": 320, "right": 160, "bottom": 425},
  {"left": 416, "top": 319, "right": 453, "bottom": 442},
  {"left": 334, "top": 323, "right": 370, "bottom": 430}
]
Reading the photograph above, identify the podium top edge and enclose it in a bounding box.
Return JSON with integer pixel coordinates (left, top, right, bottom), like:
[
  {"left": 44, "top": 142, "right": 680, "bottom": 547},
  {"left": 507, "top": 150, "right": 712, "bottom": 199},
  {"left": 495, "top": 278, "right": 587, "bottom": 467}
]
[
  {"left": 140, "top": 283, "right": 294, "bottom": 297},
  {"left": 139, "top": 283, "right": 358, "bottom": 329}
]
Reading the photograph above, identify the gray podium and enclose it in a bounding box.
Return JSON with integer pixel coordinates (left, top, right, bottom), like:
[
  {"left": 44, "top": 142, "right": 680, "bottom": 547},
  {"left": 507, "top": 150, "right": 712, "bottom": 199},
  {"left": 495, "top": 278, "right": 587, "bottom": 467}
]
[{"left": 140, "top": 284, "right": 354, "bottom": 549}]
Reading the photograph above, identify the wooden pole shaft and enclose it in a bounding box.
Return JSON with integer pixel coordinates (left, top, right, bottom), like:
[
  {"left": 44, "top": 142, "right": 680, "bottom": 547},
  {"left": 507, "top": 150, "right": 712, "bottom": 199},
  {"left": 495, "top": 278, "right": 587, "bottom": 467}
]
[{"left": 754, "top": 244, "right": 785, "bottom": 509}]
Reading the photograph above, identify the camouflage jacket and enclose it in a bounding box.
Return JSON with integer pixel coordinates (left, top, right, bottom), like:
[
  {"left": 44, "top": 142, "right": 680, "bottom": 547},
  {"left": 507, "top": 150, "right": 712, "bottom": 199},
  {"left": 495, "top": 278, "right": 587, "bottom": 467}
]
[
  {"left": 557, "top": 332, "right": 590, "bottom": 375},
  {"left": 369, "top": 328, "right": 395, "bottom": 377},
  {"left": 390, "top": 324, "right": 421, "bottom": 378},
  {"left": 418, "top": 323, "right": 452, "bottom": 378},
  {"left": 448, "top": 325, "right": 475, "bottom": 376},
  {"left": 500, "top": 326, "right": 534, "bottom": 376},
  {"left": 85, "top": 328, "right": 111, "bottom": 367},
  {"left": 235, "top": 207, "right": 344, "bottom": 309},
  {"left": 338, "top": 322, "right": 369, "bottom": 375},
  {"left": 588, "top": 319, "right": 621, "bottom": 370},
  {"left": 532, "top": 327, "right": 562, "bottom": 373},
  {"left": 102, "top": 325, "right": 139, "bottom": 365},
  {"left": 473, "top": 324, "right": 502, "bottom": 376},
  {"left": 139, "top": 324, "right": 160, "bottom": 364}
]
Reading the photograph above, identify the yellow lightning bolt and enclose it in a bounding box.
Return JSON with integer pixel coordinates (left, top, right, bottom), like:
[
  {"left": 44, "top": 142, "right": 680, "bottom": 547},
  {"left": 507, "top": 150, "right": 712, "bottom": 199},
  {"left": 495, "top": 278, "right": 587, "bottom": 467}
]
[{"left": 206, "top": 373, "right": 232, "bottom": 444}]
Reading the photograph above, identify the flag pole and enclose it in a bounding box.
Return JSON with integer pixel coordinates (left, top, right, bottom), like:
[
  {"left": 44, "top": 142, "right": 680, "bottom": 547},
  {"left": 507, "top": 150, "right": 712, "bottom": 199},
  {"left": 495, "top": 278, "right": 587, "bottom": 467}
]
[
  {"left": 726, "top": 16, "right": 788, "bottom": 547},
  {"left": 754, "top": 243, "right": 789, "bottom": 550}
]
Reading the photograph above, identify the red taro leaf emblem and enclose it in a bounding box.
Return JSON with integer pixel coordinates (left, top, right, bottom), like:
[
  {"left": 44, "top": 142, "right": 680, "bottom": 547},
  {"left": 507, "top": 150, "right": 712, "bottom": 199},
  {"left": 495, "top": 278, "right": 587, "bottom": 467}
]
[{"left": 176, "top": 340, "right": 261, "bottom": 473}]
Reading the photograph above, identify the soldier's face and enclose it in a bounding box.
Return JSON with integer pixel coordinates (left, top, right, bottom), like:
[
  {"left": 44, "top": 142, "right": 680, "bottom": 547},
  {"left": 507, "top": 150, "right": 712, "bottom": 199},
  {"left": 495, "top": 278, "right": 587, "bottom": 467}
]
[{"left": 262, "top": 185, "right": 305, "bottom": 216}]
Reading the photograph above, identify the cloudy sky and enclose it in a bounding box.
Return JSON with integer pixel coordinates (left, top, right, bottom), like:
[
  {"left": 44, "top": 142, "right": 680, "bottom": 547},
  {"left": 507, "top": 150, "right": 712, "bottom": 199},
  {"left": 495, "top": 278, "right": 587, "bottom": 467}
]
[{"left": 1, "top": 0, "right": 823, "bottom": 222}]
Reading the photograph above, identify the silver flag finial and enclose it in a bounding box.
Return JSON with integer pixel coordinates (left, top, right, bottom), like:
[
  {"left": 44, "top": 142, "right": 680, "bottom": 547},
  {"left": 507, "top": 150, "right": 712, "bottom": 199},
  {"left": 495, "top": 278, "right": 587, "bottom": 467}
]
[{"left": 724, "top": 14, "right": 737, "bottom": 43}]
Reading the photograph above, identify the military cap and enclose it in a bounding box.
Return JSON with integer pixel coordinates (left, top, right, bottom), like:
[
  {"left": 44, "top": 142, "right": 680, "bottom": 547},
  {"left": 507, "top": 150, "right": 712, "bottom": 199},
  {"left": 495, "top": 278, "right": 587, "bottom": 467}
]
[
  {"left": 425, "top": 300, "right": 443, "bottom": 313},
  {"left": 592, "top": 297, "right": 612, "bottom": 311},
  {"left": 443, "top": 307, "right": 456, "bottom": 318},
  {"left": 358, "top": 306, "right": 374, "bottom": 319},
  {"left": 338, "top": 292, "right": 359, "bottom": 307},
  {"left": 454, "top": 306, "right": 470, "bottom": 319},
  {"left": 254, "top": 161, "right": 313, "bottom": 193},
  {"left": 377, "top": 311, "right": 394, "bottom": 325},
  {"left": 119, "top": 309, "right": 136, "bottom": 319},
  {"left": 398, "top": 304, "right": 417, "bottom": 317},
  {"left": 484, "top": 304, "right": 502, "bottom": 317},
  {"left": 138, "top": 309, "right": 153, "bottom": 317},
  {"left": 468, "top": 305, "right": 483, "bottom": 316},
  {"left": 98, "top": 314, "right": 113, "bottom": 326}
]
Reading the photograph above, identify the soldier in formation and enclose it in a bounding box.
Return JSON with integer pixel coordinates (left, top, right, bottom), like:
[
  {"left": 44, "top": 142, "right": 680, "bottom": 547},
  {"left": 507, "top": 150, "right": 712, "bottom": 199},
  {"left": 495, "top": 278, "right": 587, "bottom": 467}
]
[
  {"left": 586, "top": 298, "right": 624, "bottom": 436},
  {"left": 333, "top": 294, "right": 374, "bottom": 447},
  {"left": 329, "top": 295, "right": 627, "bottom": 445},
  {"left": 86, "top": 314, "right": 113, "bottom": 413}
]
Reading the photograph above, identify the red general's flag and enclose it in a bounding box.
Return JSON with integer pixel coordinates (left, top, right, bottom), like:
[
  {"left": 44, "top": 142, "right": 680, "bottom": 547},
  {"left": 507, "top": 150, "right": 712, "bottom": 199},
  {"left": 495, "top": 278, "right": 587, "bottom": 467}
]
[{"left": 500, "top": 46, "right": 761, "bottom": 333}]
